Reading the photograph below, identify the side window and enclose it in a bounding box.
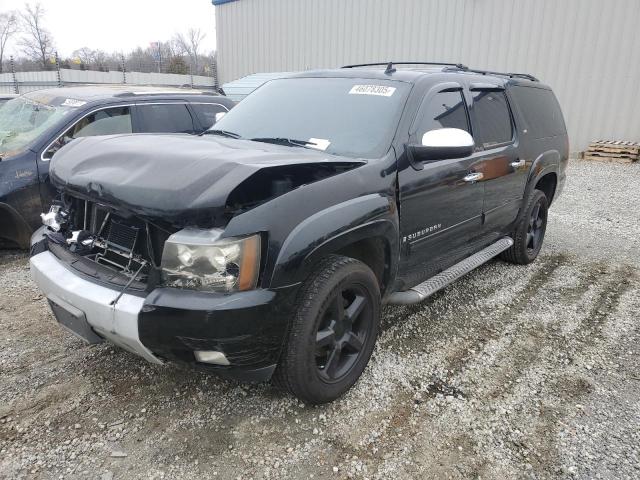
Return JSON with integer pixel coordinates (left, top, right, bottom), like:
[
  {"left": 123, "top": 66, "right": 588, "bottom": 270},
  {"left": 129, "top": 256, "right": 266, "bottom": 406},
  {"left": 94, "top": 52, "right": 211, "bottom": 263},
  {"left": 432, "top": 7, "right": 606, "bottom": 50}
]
[
  {"left": 471, "top": 91, "right": 513, "bottom": 148},
  {"left": 44, "top": 106, "right": 132, "bottom": 159},
  {"left": 191, "top": 103, "right": 229, "bottom": 131},
  {"left": 416, "top": 91, "right": 470, "bottom": 138},
  {"left": 137, "top": 103, "right": 196, "bottom": 134},
  {"left": 509, "top": 86, "right": 566, "bottom": 139}
]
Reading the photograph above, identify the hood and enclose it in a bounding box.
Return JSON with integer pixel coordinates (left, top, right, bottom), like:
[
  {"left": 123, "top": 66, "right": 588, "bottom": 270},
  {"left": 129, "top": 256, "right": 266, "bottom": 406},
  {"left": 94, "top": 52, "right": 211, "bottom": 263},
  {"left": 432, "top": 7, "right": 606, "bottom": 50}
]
[{"left": 50, "top": 134, "right": 363, "bottom": 227}]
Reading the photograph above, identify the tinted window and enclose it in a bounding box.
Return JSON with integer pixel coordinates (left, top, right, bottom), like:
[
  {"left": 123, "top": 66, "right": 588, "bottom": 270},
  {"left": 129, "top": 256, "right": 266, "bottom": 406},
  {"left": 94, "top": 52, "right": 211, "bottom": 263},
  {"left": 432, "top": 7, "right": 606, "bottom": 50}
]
[
  {"left": 45, "top": 106, "right": 132, "bottom": 159},
  {"left": 191, "top": 103, "right": 228, "bottom": 130},
  {"left": 213, "top": 78, "right": 411, "bottom": 159},
  {"left": 416, "top": 91, "right": 469, "bottom": 137},
  {"left": 509, "top": 86, "right": 566, "bottom": 138},
  {"left": 471, "top": 91, "right": 513, "bottom": 148},
  {"left": 137, "top": 104, "right": 196, "bottom": 134},
  {"left": 72, "top": 107, "right": 132, "bottom": 138}
]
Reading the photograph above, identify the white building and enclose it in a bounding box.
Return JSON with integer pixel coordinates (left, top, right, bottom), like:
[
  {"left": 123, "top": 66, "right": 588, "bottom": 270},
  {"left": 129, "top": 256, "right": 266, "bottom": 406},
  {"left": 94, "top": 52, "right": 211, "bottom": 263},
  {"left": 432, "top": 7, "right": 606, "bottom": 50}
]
[{"left": 213, "top": 0, "right": 640, "bottom": 153}]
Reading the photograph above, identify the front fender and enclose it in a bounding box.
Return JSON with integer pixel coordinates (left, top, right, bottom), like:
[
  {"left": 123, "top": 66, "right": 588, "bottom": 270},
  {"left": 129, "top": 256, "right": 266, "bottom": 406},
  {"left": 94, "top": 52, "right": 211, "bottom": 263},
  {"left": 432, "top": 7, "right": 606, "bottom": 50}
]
[{"left": 270, "top": 193, "right": 399, "bottom": 289}]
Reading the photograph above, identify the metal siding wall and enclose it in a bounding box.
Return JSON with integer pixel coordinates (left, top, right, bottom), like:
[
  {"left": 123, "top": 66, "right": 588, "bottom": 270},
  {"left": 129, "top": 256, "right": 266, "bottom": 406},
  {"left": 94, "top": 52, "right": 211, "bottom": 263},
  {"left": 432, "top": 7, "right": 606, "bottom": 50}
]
[{"left": 216, "top": 0, "right": 640, "bottom": 151}]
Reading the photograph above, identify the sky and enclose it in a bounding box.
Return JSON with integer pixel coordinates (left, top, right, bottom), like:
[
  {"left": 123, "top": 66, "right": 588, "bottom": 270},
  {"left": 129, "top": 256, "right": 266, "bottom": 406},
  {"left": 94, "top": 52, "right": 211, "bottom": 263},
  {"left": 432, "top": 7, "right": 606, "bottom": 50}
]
[{"left": 1, "top": 0, "right": 217, "bottom": 57}]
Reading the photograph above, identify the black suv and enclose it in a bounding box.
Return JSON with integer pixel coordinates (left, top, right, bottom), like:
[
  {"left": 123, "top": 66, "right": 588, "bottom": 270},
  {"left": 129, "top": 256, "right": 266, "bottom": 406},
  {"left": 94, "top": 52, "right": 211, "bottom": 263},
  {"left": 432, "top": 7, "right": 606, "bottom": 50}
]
[
  {"left": 30, "top": 63, "right": 568, "bottom": 404},
  {"left": 0, "top": 86, "right": 234, "bottom": 248}
]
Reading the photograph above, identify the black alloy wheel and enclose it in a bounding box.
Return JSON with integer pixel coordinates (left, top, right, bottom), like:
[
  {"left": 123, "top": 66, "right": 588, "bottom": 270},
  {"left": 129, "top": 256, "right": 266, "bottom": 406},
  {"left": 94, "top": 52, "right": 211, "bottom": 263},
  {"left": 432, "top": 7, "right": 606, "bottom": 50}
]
[
  {"left": 500, "top": 189, "right": 549, "bottom": 265},
  {"left": 526, "top": 199, "right": 547, "bottom": 253},
  {"left": 274, "top": 255, "right": 381, "bottom": 404},
  {"left": 315, "top": 284, "right": 372, "bottom": 382}
]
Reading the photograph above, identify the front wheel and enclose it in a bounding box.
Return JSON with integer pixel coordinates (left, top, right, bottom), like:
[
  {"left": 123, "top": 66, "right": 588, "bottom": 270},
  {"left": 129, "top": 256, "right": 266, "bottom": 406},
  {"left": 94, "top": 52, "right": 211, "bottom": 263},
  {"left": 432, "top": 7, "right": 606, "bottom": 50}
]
[
  {"left": 273, "top": 255, "right": 381, "bottom": 404},
  {"left": 500, "top": 189, "right": 549, "bottom": 265}
]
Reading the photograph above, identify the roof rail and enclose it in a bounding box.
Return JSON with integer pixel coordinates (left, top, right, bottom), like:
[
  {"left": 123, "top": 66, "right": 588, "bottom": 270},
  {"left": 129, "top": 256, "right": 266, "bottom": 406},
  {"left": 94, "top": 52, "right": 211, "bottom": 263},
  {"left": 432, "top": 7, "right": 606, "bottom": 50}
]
[
  {"left": 443, "top": 66, "right": 539, "bottom": 82},
  {"left": 342, "top": 61, "right": 469, "bottom": 70},
  {"left": 341, "top": 61, "right": 539, "bottom": 82}
]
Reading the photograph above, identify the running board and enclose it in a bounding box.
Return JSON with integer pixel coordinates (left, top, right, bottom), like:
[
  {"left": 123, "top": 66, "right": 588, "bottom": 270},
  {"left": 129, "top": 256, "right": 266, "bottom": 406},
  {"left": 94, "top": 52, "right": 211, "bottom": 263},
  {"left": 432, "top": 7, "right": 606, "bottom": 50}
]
[{"left": 387, "top": 237, "right": 514, "bottom": 305}]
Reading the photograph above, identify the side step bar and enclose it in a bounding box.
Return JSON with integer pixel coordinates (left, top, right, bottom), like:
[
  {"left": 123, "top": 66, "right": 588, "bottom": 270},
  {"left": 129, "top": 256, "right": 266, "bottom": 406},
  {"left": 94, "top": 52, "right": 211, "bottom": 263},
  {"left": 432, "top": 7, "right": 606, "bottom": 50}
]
[{"left": 387, "top": 237, "right": 514, "bottom": 305}]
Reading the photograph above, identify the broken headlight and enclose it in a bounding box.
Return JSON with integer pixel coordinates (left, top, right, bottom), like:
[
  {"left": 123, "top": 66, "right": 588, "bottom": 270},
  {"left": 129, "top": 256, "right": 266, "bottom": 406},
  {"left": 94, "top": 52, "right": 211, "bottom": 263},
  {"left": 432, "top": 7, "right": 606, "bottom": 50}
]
[
  {"left": 161, "top": 228, "right": 261, "bottom": 292},
  {"left": 40, "top": 204, "right": 69, "bottom": 232}
]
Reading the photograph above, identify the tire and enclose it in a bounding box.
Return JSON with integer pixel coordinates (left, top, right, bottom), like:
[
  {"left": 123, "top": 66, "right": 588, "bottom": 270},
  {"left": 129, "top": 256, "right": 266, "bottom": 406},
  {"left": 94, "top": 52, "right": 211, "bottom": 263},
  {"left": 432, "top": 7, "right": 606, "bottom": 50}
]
[
  {"left": 500, "top": 189, "right": 549, "bottom": 265},
  {"left": 273, "top": 255, "right": 381, "bottom": 404}
]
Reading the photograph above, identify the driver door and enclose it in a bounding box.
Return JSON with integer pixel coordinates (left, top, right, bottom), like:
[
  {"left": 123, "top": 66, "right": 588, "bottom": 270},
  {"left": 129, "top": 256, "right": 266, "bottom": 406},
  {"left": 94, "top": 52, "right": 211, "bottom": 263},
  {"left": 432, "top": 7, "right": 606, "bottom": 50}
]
[{"left": 397, "top": 85, "right": 485, "bottom": 287}]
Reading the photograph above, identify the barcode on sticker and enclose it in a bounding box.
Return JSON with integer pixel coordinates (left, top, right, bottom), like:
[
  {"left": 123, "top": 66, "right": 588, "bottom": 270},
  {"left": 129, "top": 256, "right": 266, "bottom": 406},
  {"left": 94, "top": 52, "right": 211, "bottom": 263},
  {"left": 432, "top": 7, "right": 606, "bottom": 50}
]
[{"left": 349, "top": 85, "right": 396, "bottom": 97}]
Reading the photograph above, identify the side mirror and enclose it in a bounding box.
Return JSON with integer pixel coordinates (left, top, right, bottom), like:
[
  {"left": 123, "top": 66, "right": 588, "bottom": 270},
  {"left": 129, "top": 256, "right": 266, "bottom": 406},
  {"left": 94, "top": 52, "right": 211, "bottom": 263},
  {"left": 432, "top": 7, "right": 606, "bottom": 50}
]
[
  {"left": 215, "top": 111, "right": 227, "bottom": 123},
  {"left": 407, "top": 128, "right": 475, "bottom": 169}
]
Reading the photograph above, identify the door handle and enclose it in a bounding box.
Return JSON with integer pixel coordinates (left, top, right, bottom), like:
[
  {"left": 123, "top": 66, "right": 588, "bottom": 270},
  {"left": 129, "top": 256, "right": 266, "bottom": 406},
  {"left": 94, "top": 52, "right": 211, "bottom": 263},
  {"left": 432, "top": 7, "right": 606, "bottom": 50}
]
[
  {"left": 463, "top": 172, "right": 484, "bottom": 183},
  {"left": 510, "top": 159, "right": 525, "bottom": 168}
]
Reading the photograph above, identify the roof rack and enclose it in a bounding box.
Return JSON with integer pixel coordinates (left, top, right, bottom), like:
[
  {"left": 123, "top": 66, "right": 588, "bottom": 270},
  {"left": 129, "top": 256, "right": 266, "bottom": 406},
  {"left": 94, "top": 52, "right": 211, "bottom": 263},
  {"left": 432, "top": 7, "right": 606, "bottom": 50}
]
[
  {"left": 443, "top": 66, "right": 539, "bottom": 82},
  {"left": 341, "top": 61, "right": 539, "bottom": 82},
  {"left": 342, "top": 61, "right": 469, "bottom": 70}
]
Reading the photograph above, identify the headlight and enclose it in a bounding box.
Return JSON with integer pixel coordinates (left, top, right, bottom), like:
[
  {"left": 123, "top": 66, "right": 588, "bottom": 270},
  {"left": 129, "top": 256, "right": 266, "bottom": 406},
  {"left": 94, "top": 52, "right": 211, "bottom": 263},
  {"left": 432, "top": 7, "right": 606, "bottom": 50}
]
[{"left": 161, "top": 228, "right": 261, "bottom": 292}]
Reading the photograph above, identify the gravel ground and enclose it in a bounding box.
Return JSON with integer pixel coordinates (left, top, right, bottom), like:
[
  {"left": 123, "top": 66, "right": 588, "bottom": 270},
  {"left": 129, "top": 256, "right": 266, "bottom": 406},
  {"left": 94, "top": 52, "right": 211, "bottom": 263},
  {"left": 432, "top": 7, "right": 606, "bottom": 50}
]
[{"left": 1, "top": 160, "right": 639, "bottom": 480}]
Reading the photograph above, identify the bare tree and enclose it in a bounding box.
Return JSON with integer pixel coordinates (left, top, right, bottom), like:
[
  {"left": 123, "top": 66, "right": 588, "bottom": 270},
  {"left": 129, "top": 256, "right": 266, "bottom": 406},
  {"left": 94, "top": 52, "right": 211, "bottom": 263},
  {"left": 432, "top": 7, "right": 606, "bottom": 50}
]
[
  {"left": 0, "top": 11, "right": 18, "bottom": 73},
  {"left": 19, "top": 3, "right": 55, "bottom": 69},
  {"left": 174, "top": 28, "right": 206, "bottom": 74},
  {"left": 72, "top": 47, "right": 94, "bottom": 66}
]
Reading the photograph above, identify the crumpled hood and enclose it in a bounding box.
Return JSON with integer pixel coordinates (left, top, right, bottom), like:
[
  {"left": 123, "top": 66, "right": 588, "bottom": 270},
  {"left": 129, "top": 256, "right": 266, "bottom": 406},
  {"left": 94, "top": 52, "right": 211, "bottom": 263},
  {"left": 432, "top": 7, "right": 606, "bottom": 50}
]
[{"left": 50, "top": 134, "right": 362, "bottom": 227}]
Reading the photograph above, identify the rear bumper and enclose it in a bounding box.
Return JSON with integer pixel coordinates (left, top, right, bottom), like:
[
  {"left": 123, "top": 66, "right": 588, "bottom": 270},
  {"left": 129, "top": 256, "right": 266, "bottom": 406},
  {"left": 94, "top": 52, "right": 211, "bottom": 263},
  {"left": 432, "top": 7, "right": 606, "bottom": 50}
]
[{"left": 29, "top": 248, "right": 298, "bottom": 382}]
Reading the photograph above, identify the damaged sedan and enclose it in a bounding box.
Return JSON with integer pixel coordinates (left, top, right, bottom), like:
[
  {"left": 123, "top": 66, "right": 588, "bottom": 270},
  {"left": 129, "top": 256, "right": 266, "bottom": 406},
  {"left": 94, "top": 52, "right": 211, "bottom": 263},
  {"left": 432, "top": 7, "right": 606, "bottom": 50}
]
[{"left": 30, "top": 64, "right": 567, "bottom": 404}]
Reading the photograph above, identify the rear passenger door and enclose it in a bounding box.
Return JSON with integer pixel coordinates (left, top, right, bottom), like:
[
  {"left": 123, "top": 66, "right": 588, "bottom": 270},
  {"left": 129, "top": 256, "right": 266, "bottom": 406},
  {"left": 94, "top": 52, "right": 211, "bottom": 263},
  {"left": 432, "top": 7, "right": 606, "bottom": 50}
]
[
  {"left": 468, "top": 86, "right": 526, "bottom": 235},
  {"left": 133, "top": 102, "right": 198, "bottom": 134}
]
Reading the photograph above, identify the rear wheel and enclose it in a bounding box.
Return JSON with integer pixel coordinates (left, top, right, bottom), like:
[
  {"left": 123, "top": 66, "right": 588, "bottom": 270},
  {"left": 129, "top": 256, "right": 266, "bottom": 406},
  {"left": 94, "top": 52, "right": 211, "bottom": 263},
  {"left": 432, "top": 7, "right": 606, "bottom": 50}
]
[
  {"left": 500, "top": 189, "right": 549, "bottom": 265},
  {"left": 273, "top": 255, "right": 380, "bottom": 404}
]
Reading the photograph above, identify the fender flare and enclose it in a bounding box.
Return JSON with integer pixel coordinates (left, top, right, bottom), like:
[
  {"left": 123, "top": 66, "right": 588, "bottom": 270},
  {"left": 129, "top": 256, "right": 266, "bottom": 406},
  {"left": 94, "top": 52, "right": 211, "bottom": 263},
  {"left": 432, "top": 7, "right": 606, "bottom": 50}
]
[
  {"left": 269, "top": 194, "right": 399, "bottom": 290},
  {"left": 0, "top": 202, "right": 33, "bottom": 249},
  {"left": 524, "top": 150, "right": 560, "bottom": 202}
]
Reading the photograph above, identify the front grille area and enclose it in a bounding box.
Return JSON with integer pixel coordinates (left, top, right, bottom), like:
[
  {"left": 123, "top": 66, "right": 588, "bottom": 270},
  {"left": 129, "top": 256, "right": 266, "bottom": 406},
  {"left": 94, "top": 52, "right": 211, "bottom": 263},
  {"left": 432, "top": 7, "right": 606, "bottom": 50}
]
[
  {"left": 105, "top": 218, "right": 140, "bottom": 252},
  {"left": 56, "top": 196, "right": 175, "bottom": 288}
]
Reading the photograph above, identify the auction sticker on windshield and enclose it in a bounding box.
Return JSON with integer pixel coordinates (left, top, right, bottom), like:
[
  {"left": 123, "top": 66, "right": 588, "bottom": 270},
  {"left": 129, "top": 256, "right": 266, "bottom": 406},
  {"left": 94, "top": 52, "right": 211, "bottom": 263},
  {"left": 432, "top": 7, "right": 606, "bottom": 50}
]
[{"left": 349, "top": 85, "right": 397, "bottom": 97}]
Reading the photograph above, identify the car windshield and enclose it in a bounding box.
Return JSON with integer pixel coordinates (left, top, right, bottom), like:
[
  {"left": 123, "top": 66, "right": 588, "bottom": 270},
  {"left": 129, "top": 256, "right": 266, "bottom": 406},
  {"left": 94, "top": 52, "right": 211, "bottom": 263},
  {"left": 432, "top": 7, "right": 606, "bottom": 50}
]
[
  {"left": 0, "top": 94, "right": 80, "bottom": 157},
  {"left": 212, "top": 77, "right": 411, "bottom": 159}
]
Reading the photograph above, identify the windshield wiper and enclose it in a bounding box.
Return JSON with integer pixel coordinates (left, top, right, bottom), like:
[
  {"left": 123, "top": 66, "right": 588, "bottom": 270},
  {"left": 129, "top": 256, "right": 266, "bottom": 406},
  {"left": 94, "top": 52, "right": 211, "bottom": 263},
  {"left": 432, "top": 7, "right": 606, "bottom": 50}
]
[
  {"left": 202, "top": 129, "right": 242, "bottom": 139},
  {"left": 250, "top": 137, "right": 317, "bottom": 150}
]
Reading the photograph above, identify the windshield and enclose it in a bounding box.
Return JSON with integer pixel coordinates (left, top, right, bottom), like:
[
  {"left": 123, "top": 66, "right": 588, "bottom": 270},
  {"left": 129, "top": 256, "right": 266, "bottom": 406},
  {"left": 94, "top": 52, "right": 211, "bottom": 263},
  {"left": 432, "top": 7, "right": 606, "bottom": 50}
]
[
  {"left": 0, "top": 94, "right": 80, "bottom": 157},
  {"left": 213, "top": 77, "right": 411, "bottom": 159}
]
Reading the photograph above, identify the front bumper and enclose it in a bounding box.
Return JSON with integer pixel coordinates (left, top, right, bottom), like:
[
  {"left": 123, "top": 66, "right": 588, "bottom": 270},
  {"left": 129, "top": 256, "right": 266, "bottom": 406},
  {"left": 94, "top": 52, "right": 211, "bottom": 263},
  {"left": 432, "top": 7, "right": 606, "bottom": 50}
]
[
  {"left": 29, "top": 249, "right": 298, "bottom": 382},
  {"left": 30, "top": 251, "right": 161, "bottom": 364}
]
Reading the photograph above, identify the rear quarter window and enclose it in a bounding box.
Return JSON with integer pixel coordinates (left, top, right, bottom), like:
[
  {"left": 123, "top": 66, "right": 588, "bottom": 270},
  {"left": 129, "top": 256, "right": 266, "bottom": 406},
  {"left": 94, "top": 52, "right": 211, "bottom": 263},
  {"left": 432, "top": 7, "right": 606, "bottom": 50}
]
[
  {"left": 509, "top": 86, "right": 566, "bottom": 139},
  {"left": 191, "top": 103, "right": 229, "bottom": 130}
]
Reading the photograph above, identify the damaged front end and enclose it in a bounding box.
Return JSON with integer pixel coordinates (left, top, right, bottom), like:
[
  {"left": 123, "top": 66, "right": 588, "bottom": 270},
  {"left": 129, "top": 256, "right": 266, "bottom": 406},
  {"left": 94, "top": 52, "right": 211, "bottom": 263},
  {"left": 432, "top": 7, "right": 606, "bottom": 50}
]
[
  {"left": 38, "top": 196, "right": 170, "bottom": 293},
  {"left": 32, "top": 194, "right": 298, "bottom": 379},
  {"left": 30, "top": 134, "right": 368, "bottom": 380},
  {"left": 38, "top": 195, "right": 266, "bottom": 297}
]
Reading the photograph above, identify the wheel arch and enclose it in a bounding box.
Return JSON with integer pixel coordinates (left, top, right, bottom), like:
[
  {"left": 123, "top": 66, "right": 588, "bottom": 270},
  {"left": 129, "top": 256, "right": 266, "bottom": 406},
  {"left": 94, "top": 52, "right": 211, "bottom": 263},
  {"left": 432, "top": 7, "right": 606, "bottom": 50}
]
[
  {"left": 524, "top": 149, "right": 561, "bottom": 205},
  {"left": 535, "top": 172, "right": 558, "bottom": 204},
  {"left": 269, "top": 194, "right": 399, "bottom": 294},
  {"left": 0, "top": 202, "right": 32, "bottom": 249}
]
